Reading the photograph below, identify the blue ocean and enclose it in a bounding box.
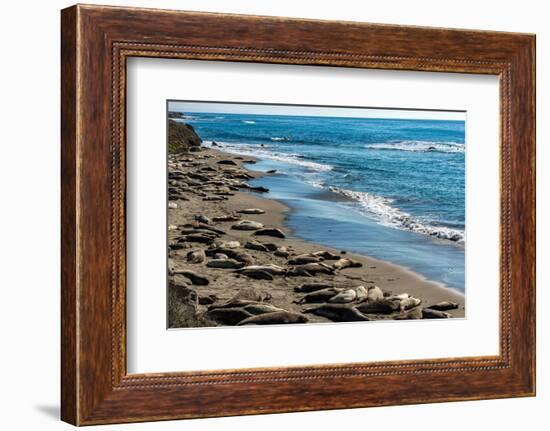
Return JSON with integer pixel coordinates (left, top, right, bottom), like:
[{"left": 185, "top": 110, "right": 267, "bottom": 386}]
[{"left": 175, "top": 111, "right": 465, "bottom": 292}]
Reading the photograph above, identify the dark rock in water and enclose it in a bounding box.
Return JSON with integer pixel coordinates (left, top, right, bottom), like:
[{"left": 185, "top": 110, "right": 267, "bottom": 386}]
[
  {"left": 173, "top": 270, "right": 209, "bottom": 285},
  {"left": 422, "top": 308, "right": 452, "bottom": 319},
  {"left": 240, "top": 269, "right": 274, "bottom": 280},
  {"left": 253, "top": 228, "right": 286, "bottom": 238},
  {"left": 294, "top": 282, "right": 334, "bottom": 293},
  {"left": 428, "top": 301, "right": 459, "bottom": 311},
  {"left": 244, "top": 159, "right": 257, "bottom": 164},
  {"left": 168, "top": 120, "right": 202, "bottom": 153},
  {"left": 211, "top": 141, "right": 219, "bottom": 147},
  {"left": 305, "top": 304, "right": 371, "bottom": 322},
  {"left": 207, "top": 307, "right": 254, "bottom": 326},
  {"left": 266, "top": 169, "right": 277, "bottom": 174},
  {"left": 217, "top": 159, "right": 238, "bottom": 166},
  {"left": 237, "top": 311, "right": 309, "bottom": 325},
  {"left": 427, "top": 146, "right": 436, "bottom": 151}
]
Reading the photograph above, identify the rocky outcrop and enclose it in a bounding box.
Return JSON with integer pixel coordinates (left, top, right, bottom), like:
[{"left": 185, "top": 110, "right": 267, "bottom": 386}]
[{"left": 168, "top": 120, "right": 202, "bottom": 153}]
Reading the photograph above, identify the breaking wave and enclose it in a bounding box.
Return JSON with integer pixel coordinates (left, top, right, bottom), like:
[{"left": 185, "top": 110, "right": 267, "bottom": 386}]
[
  {"left": 203, "top": 141, "right": 333, "bottom": 172},
  {"left": 366, "top": 140, "right": 465, "bottom": 153},
  {"left": 328, "top": 187, "right": 464, "bottom": 242}
]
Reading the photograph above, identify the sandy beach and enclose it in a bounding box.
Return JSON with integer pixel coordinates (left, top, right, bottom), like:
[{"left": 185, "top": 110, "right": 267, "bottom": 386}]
[{"left": 167, "top": 144, "right": 465, "bottom": 328}]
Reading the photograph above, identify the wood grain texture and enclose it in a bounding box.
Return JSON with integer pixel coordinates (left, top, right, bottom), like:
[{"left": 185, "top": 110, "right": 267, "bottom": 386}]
[{"left": 60, "top": 4, "right": 536, "bottom": 425}]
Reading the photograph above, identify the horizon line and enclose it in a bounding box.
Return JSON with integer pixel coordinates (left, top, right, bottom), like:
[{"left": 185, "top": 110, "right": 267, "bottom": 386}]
[{"left": 167, "top": 100, "right": 466, "bottom": 122}]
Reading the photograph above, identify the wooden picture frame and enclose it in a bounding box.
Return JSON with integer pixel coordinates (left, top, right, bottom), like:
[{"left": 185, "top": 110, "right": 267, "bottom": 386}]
[{"left": 61, "top": 4, "right": 536, "bottom": 425}]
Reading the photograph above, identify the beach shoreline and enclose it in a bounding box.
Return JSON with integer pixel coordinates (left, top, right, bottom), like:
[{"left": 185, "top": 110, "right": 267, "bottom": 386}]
[{"left": 167, "top": 145, "right": 465, "bottom": 328}]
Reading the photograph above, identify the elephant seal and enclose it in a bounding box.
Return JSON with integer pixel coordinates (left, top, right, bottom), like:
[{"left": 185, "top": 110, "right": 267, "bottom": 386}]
[
  {"left": 206, "top": 258, "right": 243, "bottom": 269},
  {"left": 329, "top": 289, "right": 357, "bottom": 304},
  {"left": 288, "top": 255, "right": 321, "bottom": 265},
  {"left": 294, "top": 282, "right": 334, "bottom": 293},
  {"left": 296, "top": 287, "right": 342, "bottom": 304},
  {"left": 422, "top": 308, "right": 452, "bottom": 319},
  {"left": 399, "top": 297, "right": 422, "bottom": 312},
  {"left": 333, "top": 258, "right": 362, "bottom": 270},
  {"left": 366, "top": 286, "right": 384, "bottom": 302},
  {"left": 428, "top": 301, "right": 459, "bottom": 311},
  {"left": 354, "top": 286, "right": 369, "bottom": 302},
  {"left": 208, "top": 299, "right": 260, "bottom": 310},
  {"left": 289, "top": 262, "right": 335, "bottom": 275},
  {"left": 186, "top": 249, "right": 206, "bottom": 264},
  {"left": 305, "top": 304, "right": 371, "bottom": 322},
  {"left": 356, "top": 298, "right": 399, "bottom": 314},
  {"left": 242, "top": 303, "right": 285, "bottom": 315},
  {"left": 207, "top": 307, "right": 253, "bottom": 325},
  {"left": 237, "top": 311, "right": 309, "bottom": 325},
  {"left": 394, "top": 306, "right": 423, "bottom": 320}
]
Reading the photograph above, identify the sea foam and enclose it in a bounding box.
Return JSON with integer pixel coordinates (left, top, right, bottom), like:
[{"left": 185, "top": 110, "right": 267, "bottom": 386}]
[
  {"left": 328, "top": 187, "right": 464, "bottom": 242},
  {"left": 203, "top": 141, "right": 333, "bottom": 172},
  {"left": 366, "top": 140, "right": 465, "bottom": 153}
]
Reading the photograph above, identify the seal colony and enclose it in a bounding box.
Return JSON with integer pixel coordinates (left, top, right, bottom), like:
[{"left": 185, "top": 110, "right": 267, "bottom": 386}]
[{"left": 166, "top": 121, "right": 465, "bottom": 328}]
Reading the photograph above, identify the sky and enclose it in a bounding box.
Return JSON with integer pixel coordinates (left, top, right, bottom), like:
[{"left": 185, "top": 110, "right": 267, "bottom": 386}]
[{"left": 168, "top": 100, "right": 466, "bottom": 121}]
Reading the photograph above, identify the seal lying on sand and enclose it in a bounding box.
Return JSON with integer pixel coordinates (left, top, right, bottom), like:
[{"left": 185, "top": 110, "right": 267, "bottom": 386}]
[
  {"left": 237, "top": 311, "right": 309, "bottom": 325},
  {"left": 295, "top": 287, "right": 342, "bottom": 304},
  {"left": 305, "top": 303, "right": 371, "bottom": 322}
]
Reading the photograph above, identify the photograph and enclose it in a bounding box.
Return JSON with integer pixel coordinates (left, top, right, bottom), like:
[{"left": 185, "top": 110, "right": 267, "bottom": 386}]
[{"left": 167, "top": 101, "right": 466, "bottom": 328}]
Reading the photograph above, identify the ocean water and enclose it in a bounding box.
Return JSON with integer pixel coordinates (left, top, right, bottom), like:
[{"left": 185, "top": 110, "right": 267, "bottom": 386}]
[{"left": 175, "top": 111, "right": 465, "bottom": 292}]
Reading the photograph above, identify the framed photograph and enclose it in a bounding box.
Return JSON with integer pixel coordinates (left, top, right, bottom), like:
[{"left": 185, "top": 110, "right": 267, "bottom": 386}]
[{"left": 61, "top": 4, "right": 536, "bottom": 425}]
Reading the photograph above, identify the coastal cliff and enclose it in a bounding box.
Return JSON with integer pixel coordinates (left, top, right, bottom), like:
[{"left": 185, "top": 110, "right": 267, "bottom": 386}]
[{"left": 168, "top": 119, "right": 202, "bottom": 153}]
